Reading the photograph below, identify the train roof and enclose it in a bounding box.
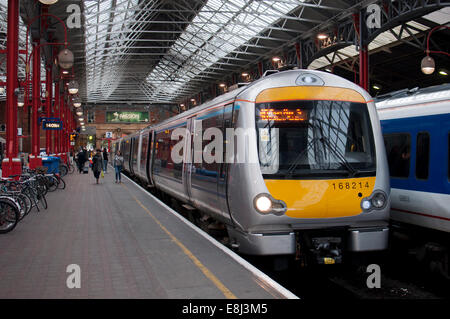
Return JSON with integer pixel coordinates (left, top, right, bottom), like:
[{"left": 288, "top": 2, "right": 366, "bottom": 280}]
[
  {"left": 375, "top": 83, "right": 450, "bottom": 120},
  {"left": 375, "top": 83, "right": 450, "bottom": 109}
]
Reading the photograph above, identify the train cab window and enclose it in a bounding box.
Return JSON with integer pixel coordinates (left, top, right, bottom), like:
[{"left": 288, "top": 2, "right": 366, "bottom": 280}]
[
  {"left": 383, "top": 133, "right": 411, "bottom": 178},
  {"left": 415, "top": 132, "right": 430, "bottom": 180}
]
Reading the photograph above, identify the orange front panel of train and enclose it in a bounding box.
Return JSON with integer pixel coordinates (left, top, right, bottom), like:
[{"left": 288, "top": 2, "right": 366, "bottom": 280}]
[{"left": 264, "top": 177, "right": 376, "bottom": 218}]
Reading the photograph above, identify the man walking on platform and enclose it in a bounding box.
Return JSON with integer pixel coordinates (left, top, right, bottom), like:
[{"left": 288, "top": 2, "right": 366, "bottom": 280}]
[{"left": 102, "top": 148, "right": 108, "bottom": 173}]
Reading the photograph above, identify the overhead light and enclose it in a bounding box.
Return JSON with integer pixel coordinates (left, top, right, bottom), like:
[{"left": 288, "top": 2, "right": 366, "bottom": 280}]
[
  {"left": 421, "top": 55, "right": 435, "bottom": 74},
  {"left": 68, "top": 80, "right": 79, "bottom": 94},
  {"left": 73, "top": 102, "right": 81, "bottom": 107},
  {"left": 62, "top": 70, "right": 69, "bottom": 75},
  {"left": 0, "top": 87, "right": 4, "bottom": 94},
  {"left": 438, "top": 69, "right": 448, "bottom": 76},
  {"left": 317, "top": 33, "right": 328, "bottom": 39},
  {"left": 373, "top": 84, "right": 381, "bottom": 90},
  {"left": 58, "top": 48, "right": 74, "bottom": 69},
  {"left": 78, "top": 117, "right": 84, "bottom": 121},
  {"left": 219, "top": 83, "right": 226, "bottom": 87},
  {"left": 39, "top": 0, "right": 59, "bottom": 4},
  {"left": 325, "top": 68, "right": 332, "bottom": 72},
  {"left": 190, "top": 98, "right": 195, "bottom": 102},
  {"left": 241, "top": 72, "right": 249, "bottom": 77},
  {"left": 180, "top": 103, "right": 185, "bottom": 107},
  {"left": 17, "top": 93, "right": 24, "bottom": 107},
  {"left": 76, "top": 111, "right": 83, "bottom": 116},
  {"left": 272, "top": 56, "right": 281, "bottom": 62}
]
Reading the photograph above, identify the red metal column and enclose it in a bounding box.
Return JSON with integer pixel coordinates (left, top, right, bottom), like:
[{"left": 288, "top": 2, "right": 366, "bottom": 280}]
[
  {"left": 54, "top": 81, "right": 59, "bottom": 154},
  {"left": 295, "top": 42, "right": 302, "bottom": 69},
  {"left": 359, "top": 45, "right": 369, "bottom": 91},
  {"left": 29, "top": 43, "right": 43, "bottom": 169},
  {"left": 45, "top": 67, "right": 52, "bottom": 154},
  {"left": 3, "top": 0, "right": 21, "bottom": 177},
  {"left": 59, "top": 88, "right": 64, "bottom": 155}
]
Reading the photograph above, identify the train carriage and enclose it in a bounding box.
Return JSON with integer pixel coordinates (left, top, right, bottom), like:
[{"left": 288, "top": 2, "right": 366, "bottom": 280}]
[{"left": 114, "top": 69, "right": 390, "bottom": 262}]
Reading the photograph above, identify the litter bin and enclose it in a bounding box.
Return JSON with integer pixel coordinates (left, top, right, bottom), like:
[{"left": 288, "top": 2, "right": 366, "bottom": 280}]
[{"left": 42, "top": 156, "right": 60, "bottom": 174}]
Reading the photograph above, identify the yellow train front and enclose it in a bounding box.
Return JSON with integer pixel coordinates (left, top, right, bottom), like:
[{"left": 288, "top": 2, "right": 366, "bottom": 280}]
[{"left": 224, "top": 70, "right": 390, "bottom": 264}]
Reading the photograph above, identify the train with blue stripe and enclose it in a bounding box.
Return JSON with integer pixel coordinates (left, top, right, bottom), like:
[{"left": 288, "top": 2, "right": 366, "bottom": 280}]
[
  {"left": 113, "top": 69, "right": 391, "bottom": 264},
  {"left": 376, "top": 84, "right": 450, "bottom": 277}
]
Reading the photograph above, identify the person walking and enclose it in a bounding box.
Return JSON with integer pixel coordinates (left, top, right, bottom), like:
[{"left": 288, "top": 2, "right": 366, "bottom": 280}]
[
  {"left": 113, "top": 150, "right": 124, "bottom": 183},
  {"left": 92, "top": 149, "right": 103, "bottom": 184},
  {"left": 77, "top": 148, "right": 86, "bottom": 173},
  {"left": 102, "top": 148, "right": 109, "bottom": 173}
]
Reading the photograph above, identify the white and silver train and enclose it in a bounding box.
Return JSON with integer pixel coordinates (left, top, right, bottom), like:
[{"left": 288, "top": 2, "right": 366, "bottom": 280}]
[
  {"left": 113, "top": 69, "right": 390, "bottom": 263},
  {"left": 376, "top": 84, "right": 450, "bottom": 234}
]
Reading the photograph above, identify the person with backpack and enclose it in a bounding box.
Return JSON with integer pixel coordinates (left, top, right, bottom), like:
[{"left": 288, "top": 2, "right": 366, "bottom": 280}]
[
  {"left": 92, "top": 149, "right": 103, "bottom": 184},
  {"left": 113, "top": 150, "right": 124, "bottom": 183}
]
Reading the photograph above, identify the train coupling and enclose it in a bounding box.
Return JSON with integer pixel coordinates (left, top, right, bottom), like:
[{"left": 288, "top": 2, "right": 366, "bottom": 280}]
[{"left": 310, "top": 237, "right": 343, "bottom": 264}]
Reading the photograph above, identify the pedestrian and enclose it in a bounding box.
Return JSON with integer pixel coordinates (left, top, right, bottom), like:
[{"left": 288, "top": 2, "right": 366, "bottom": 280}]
[
  {"left": 77, "top": 148, "right": 86, "bottom": 173},
  {"left": 92, "top": 149, "right": 103, "bottom": 184},
  {"left": 113, "top": 150, "right": 124, "bottom": 183},
  {"left": 102, "top": 148, "right": 108, "bottom": 173}
]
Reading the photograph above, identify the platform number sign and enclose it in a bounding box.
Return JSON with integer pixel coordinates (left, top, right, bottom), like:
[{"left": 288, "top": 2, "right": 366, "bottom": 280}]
[{"left": 105, "top": 132, "right": 113, "bottom": 138}]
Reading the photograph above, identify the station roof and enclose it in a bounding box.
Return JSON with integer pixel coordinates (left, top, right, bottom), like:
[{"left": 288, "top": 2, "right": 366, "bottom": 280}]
[{"left": 0, "top": 0, "right": 448, "bottom": 107}]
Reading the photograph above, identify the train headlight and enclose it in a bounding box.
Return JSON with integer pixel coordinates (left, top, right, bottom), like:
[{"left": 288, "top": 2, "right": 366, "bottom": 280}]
[
  {"left": 361, "top": 199, "right": 371, "bottom": 210},
  {"left": 253, "top": 193, "right": 287, "bottom": 215},
  {"left": 254, "top": 194, "right": 272, "bottom": 213},
  {"left": 361, "top": 190, "right": 388, "bottom": 212},
  {"left": 371, "top": 192, "right": 387, "bottom": 209}
]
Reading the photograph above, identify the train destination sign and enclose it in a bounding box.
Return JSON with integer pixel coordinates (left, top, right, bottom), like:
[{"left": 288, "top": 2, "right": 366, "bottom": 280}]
[
  {"left": 106, "top": 111, "right": 149, "bottom": 123},
  {"left": 42, "top": 120, "right": 63, "bottom": 130},
  {"left": 259, "top": 108, "right": 307, "bottom": 122}
]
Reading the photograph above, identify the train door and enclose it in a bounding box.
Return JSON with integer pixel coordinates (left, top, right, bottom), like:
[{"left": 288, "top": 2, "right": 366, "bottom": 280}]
[
  {"left": 183, "top": 117, "right": 195, "bottom": 202},
  {"left": 147, "top": 130, "right": 155, "bottom": 186},
  {"left": 217, "top": 104, "right": 235, "bottom": 218}
]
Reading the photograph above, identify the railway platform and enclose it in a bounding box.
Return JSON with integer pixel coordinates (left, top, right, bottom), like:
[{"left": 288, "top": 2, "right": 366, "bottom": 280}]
[{"left": 0, "top": 169, "right": 296, "bottom": 299}]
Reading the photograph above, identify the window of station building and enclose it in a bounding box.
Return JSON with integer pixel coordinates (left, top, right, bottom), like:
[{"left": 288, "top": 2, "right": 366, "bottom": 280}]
[
  {"left": 415, "top": 132, "right": 430, "bottom": 180},
  {"left": 383, "top": 133, "right": 411, "bottom": 178},
  {"left": 87, "top": 110, "right": 95, "bottom": 123}
]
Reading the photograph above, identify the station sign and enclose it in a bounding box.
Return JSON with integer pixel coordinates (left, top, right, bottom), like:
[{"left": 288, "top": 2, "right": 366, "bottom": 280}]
[
  {"left": 43, "top": 120, "right": 63, "bottom": 130},
  {"left": 106, "top": 111, "right": 149, "bottom": 123}
]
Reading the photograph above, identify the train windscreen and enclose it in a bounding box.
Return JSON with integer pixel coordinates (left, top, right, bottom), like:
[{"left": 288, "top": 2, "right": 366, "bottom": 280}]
[{"left": 256, "top": 100, "right": 376, "bottom": 179}]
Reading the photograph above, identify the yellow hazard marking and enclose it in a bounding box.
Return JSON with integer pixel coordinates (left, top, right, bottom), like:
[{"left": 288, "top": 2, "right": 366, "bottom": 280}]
[{"left": 121, "top": 183, "right": 237, "bottom": 299}]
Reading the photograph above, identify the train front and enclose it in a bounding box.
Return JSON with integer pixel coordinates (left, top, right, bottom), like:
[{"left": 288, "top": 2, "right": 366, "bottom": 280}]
[{"left": 228, "top": 70, "right": 390, "bottom": 263}]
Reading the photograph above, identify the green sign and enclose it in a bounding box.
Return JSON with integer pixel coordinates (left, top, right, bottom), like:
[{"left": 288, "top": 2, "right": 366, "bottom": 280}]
[{"left": 106, "top": 111, "right": 149, "bottom": 123}]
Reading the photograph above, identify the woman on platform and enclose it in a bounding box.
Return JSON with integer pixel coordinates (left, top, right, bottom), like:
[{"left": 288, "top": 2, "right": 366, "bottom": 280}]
[
  {"left": 92, "top": 149, "right": 103, "bottom": 184},
  {"left": 113, "top": 150, "right": 124, "bottom": 183}
]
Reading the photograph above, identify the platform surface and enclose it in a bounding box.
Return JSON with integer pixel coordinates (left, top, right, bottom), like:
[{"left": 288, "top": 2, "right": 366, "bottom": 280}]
[{"left": 0, "top": 167, "right": 295, "bottom": 299}]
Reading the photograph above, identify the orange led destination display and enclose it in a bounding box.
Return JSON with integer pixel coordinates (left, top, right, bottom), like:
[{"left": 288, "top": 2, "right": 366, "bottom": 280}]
[{"left": 259, "top": 108, "right": 307, "bottom": 122}]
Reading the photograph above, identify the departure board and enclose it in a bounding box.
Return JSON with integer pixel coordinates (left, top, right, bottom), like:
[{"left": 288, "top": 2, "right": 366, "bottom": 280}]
[{"left": 259, "top": 108, "right": 307, "bottom": 122}]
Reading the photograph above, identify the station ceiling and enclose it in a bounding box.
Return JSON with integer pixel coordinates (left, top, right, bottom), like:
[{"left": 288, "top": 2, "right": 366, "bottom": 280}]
[{"left": 0, "top": 0, "right": 449, "bottom": 107}]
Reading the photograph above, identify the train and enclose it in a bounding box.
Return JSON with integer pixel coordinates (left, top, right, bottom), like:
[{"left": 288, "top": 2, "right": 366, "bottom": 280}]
[
  {"left": 376, "top": 84, "right": 450, "bottom": 276},
  {"left": 113, "top": 69, "right": 390, "bottom": 264}
]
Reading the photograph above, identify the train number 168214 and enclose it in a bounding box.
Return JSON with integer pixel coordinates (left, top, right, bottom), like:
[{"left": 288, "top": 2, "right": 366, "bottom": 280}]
[{"left": 332, "top": 181, "right": 370, "bottom": 190}]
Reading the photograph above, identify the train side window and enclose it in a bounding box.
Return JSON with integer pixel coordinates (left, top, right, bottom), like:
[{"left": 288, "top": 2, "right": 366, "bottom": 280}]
[
  {"left": 415, "top": 132, "right": 429, "bottom": 180},
  {"left": 383, "top": 133, "right": 411, "bottom": 178}
]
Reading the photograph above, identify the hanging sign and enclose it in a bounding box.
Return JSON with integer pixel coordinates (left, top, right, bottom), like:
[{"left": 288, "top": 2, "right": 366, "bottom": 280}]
[{"left": 43, "top": 120, "right": 63, "bottom": 130}]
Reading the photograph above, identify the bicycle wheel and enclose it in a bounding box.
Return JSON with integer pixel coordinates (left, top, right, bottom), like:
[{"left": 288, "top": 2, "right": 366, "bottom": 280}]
[
  {"left": 20, "top": 192, "right": 33, "bottom": 216},
  {"left": 37, "top": 193, "right": 48, "bottom": 210},
  {"left": 59, "top": 164, "right": 68, "bottom": 177},
  {"left": 46, "top": 176, "right": 58, "bottom": 192},
  {"left": 0, "top": 198, "right": 19, "bottom": 234},
  {"left": 57, "top": 177, "right": 66, "bottom": 190},
  {"left": 15, "top": 195, "right": 27, "bottom": 221},
  {"left": 68, "top": 164, "right": 75, "bottom": 174}
]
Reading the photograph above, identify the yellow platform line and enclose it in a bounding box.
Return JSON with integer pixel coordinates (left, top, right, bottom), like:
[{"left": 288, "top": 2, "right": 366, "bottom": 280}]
[{"left": 121, "top": 183, "right": 237, "bottom": 299}]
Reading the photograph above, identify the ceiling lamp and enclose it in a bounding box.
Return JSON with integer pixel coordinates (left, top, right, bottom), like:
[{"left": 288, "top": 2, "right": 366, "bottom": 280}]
[
  {"left": 17, "top": 93, "right": 24, "bottom": 107},
  {"left": 219, "top": 83, "right": 226, "bottom": 87},
  {"left": 39, "top": 0, "right": 59, "bottom": 4},
  {"left": 421, "top": 55, "right": 435, "bottom": 74},
  {"left": 317, "top": 33, "right": 328, "bottom": 39},
  {"left": 0, "top": 87, "right": 4, "bottom": 94},
  {"left": 438, "top": 69, "right": 448, "bottom": 76},
  {"left": 272, "top": 56, "right": 281, "bottom": 62},
  {"left": 58, "top": 48, "right": 74, "bottom": 69},
  {"left": 73, "top": 96, "right": 81, "bottom": 107},
  {"left": 62, "top": 70, "right": 69, "bottom": 75},
  {"left": 76, "top": 111, "right": 83, "bottom": 116},
  {"left": 68, "top": 80, "right": 79, "bottom": 94}
]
